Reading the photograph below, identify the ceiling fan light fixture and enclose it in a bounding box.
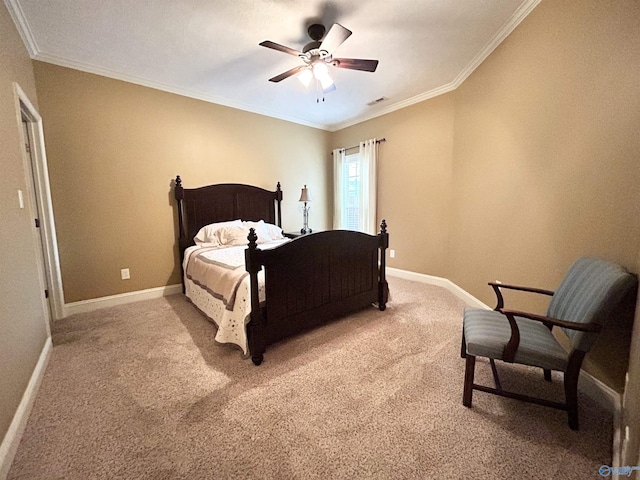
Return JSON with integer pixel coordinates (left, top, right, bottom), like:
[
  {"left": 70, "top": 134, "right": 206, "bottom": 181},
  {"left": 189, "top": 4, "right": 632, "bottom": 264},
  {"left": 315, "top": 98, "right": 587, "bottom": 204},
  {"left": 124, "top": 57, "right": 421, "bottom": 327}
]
[
  {"left": 322, "top": 83, "right": 337, "bottom": 94},
  {"left": 312, "top": 61, "right": 334, "bottom": 90},
  {"left": 298, "top": 68, "right": 313, "bottom": 87},
  {"left": 319, "top": 74, "right": 334, "bottom": 90},
  {"left": 312, "top": 61, "right": 329, "bottom": 80}
]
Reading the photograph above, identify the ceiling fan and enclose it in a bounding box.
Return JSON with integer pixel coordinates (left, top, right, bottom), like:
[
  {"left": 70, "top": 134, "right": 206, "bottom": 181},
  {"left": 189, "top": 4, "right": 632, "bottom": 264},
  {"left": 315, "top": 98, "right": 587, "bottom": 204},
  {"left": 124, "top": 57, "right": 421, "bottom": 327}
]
[{"left": 259, "top": 23, "right": 379, "bottom": 98}]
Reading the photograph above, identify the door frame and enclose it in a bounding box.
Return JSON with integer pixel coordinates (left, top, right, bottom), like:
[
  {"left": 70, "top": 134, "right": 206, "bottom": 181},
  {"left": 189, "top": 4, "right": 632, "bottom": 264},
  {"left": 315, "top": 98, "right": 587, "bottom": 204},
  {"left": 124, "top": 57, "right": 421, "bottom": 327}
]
[{"left": 13, "top": 82, "right": 65, "bottom": 320}]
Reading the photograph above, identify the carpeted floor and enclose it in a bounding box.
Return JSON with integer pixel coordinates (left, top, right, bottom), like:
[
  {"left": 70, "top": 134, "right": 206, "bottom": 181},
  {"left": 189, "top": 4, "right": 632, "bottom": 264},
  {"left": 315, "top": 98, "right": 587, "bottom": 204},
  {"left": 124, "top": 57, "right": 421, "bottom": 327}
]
[{"left": 8, "top": 277, "right": 612, "bottom": 479}]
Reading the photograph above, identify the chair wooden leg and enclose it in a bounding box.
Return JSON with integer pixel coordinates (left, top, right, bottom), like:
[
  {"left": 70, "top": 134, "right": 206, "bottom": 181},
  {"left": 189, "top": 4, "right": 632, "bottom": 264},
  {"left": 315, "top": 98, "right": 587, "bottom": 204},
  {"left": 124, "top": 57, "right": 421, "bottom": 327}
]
[
  {"left": 564, "top": 351, "right": 586, "bottom": 430},
  {"left": 489, "top": 359, "right": 502, "bottom": 391},
  {"left": 543, "top": 369, "right": 552, "bottom": 382},
  {"left": 565, "top": 371, "right": 579, "bottom": 430},
  {"left": 463, "top": 355, "right": 476, "bottom": 407},
  {"left": 461, "top": 332, "right": 467, "bottom": 359}
]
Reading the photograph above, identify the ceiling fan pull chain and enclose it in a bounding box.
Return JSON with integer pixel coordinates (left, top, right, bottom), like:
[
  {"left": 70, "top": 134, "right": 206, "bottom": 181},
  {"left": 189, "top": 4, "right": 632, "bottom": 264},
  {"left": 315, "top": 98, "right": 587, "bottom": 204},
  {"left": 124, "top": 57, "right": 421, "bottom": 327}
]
[{"left": 313, "top": 78, "right": 326, "bottom": 103}]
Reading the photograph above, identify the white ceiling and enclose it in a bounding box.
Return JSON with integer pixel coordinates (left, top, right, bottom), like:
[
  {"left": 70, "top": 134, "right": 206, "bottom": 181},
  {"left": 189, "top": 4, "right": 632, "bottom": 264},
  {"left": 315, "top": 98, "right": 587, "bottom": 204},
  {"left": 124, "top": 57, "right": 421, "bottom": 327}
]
[{"left": 7, "top": 0, "right": 539, "bottom": 131}]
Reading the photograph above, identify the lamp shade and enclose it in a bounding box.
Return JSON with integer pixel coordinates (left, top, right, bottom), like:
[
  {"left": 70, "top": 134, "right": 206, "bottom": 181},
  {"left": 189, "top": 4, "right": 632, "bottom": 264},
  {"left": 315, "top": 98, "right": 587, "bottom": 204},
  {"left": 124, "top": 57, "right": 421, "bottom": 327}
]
[{"left": 299, "top": 185, "right": 311, "bottom": 202}]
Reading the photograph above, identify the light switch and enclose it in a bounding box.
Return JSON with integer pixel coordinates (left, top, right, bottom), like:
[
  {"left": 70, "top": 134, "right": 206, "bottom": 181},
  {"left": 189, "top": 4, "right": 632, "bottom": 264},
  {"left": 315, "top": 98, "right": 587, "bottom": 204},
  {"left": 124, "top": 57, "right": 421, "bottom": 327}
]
[{"left": 18, "top": 190, "right": 24, "bottom": 209}]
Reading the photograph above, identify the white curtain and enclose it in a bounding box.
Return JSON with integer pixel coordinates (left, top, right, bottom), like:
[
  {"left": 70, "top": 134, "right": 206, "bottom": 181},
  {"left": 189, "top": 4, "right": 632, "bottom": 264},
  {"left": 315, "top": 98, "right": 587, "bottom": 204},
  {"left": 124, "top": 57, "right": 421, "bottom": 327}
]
[
  {"left": 359, "top": 138, "right": 378, "bottom": 234},
  {"left": 332, "top": 148, "right": 345, "bottom": 230}
]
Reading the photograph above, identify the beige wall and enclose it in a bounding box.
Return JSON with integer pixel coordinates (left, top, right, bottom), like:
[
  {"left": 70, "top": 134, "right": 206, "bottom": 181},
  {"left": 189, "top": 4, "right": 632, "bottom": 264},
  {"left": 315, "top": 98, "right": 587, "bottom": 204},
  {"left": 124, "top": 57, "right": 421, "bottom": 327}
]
[
  {"left": 450, "top": 0, "right": 640, "bottom": 391},
  {"left": 0, "top": 2, "right": 49, "bottom": 458},
  {"left": 331, "top": 93, "right": 456, "bottom": 278},
  {"left": 32, "top": 62, "right": 331, "bottom": 303},
  {"left": 7, "top": 0, "right": 638, "bottom": 462},
  {"left": 333, "top": 0, "right": 639, "bottom": 391},
  {"left": 449, "top": 0, "right": 639, "bottom": 309}
]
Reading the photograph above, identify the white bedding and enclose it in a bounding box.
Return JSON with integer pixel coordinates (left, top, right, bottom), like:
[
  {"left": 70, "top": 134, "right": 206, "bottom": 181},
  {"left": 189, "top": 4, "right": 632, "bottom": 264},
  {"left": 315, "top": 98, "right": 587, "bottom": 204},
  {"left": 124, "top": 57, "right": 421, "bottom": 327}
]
[{"left": 183, "top": 238, "right": 289, "bottom": 354}]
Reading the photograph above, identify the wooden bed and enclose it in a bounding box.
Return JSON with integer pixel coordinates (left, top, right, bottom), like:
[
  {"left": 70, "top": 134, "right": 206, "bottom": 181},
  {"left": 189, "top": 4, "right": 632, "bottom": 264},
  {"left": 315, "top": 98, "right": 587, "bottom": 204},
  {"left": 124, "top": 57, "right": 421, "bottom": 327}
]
[{"left": 174, "top": 175, "right": 389, "bottom": 365}]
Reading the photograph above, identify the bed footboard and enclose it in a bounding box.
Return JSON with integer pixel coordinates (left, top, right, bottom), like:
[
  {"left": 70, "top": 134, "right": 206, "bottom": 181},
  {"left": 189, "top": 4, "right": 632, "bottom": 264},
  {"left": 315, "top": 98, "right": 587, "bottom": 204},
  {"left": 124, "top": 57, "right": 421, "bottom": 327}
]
[{"left": 245, "top": 221, "right": 389, "bottom": 365}]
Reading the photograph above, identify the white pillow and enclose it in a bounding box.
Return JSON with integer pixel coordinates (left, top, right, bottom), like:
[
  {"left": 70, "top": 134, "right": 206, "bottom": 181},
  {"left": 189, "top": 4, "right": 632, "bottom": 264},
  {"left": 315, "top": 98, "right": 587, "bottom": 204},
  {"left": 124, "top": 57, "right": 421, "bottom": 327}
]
[
  {"left": 194, "top": 219, "right": 242, "bottom": 246},
  {"left": 263, "top": 222, "right": 284, "bottom": 240},
  {"left": 213, "top": 221, "right": 272, "bottom": 246},
  {"left": 242, "top": 220, "right": 274, "bottom": 244},
  {"left": 215, "top": 225, "right": 252, "bottom": 246}
]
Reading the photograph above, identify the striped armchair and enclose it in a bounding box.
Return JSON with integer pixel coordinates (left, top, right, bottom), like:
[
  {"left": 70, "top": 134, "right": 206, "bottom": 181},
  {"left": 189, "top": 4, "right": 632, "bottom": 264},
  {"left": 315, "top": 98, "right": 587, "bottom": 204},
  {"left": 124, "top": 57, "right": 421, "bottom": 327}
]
[{"left": 461, "top": 257, "right": 637, "bottom": 430}]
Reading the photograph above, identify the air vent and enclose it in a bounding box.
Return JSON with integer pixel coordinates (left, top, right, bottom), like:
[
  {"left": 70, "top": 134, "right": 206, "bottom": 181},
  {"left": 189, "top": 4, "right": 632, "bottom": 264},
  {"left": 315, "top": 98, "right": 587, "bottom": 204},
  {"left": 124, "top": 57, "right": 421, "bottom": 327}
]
[{"left": 367, "top": 97, "right": 388, "bottom": 106}]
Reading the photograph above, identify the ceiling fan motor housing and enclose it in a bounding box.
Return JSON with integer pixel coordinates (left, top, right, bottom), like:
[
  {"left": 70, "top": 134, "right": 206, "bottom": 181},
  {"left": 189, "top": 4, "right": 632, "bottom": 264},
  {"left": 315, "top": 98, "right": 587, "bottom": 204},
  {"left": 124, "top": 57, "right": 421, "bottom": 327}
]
[
  {"left": 307, "top": 24, "right": 326, "bottom": 41},
  {"left": 302, "top": 41, "right": 322, "bottom": 54},
  {"left": 303, "top": 24, "right": 326, "bottom": 54}
]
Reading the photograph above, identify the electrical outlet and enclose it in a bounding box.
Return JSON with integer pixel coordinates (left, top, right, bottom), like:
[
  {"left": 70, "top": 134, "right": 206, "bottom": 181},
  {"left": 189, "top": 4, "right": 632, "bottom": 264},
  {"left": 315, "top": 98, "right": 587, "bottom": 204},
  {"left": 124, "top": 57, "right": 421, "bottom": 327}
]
[
  {"left": 120, "top": 268, "right": 130, "bottom": 280},
  {"left": 390, "top": 249, "right": 395, "bottom": 258}
]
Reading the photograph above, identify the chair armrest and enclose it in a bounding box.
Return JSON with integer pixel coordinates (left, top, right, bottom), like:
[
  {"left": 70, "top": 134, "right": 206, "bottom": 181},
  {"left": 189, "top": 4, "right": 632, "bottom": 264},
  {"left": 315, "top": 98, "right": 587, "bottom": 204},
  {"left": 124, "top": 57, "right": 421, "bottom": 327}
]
[
  {"left": 497, "top": 307, "right": 601, "bottom": 363},
  {"left": 499, "top": 308, "right": 602, "bottom": 333},
  {"left": 489, "top": 281, "right": 554, "bottom": 311},
  {"left": 488, "top": 281, "right": 555, "bottom": 296}
]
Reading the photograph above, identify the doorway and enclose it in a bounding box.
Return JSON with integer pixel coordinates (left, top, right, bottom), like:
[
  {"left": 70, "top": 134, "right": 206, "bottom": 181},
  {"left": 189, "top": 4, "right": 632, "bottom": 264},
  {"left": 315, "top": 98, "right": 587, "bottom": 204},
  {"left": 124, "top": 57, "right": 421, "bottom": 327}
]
[{"left": 14, "top": 83, "right": 64, "bottom": 321}]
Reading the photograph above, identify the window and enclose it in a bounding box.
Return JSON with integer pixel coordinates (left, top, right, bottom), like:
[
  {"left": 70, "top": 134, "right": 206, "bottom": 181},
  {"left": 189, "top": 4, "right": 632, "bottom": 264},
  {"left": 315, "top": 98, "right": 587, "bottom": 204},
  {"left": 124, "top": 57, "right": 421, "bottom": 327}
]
[
  {"left": 333, "top": 139, "right": 378, "bottom": 234},
  {"left": 342, "top": 153, "right": 361, "bottom": 231}
]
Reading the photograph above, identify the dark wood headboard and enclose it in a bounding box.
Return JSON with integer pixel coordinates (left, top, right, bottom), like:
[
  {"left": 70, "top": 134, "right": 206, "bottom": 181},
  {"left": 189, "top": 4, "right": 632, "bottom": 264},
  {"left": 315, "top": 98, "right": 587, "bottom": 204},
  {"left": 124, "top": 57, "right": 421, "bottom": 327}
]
[{"left": 174, "top": 175, "right": 283, "bottom": 253}]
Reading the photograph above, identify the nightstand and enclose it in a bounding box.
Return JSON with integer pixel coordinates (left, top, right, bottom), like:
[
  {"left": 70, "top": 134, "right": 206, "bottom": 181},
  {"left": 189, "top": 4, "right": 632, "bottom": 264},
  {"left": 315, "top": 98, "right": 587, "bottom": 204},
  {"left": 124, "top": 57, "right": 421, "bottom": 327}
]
[{"left": 284, "top": 231, "right": 309, "bottom": 239}]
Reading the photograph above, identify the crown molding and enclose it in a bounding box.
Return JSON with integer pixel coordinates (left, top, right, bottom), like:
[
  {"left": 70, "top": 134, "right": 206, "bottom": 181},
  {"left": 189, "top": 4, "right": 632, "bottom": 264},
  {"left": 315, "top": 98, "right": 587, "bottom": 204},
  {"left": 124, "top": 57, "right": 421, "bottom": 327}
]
[
  {"left": 6, "top": 0, "right": 326, "bottom": 129},
  {"left": 8, "top": 0, "right": 540, "bottom": 133},
  {"left": 4, "top": 0, "right": 38, "bottom": 56},
  {"left": 450, "top": 0, "right": 541, "bottom": 89},
  {"left": 328, "top": 81, "right": 457, "bottom": 131},
  {"left": 31, "top": 52, "right": 329, "bottom": 131},
  {"left": 328, "top": 0, "right": 540, "bottom": 131}
]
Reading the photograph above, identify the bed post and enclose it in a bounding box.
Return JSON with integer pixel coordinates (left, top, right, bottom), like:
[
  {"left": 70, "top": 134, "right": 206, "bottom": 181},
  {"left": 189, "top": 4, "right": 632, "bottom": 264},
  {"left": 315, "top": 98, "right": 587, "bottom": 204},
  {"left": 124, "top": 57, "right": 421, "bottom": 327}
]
[
  {"left": 245, "top": 228, "right": 266, "bottom": 365},
  {"left": 175, "top": 175, "right": 185, "bottom": 238},
  {"left": 378, "top": 219, "right": 389, "bottom": 311},
  {"left": 275, "top": 182, "right": 283, "bottom": 228},
  {"left": 174, "top": 175, "right": 188, "bottom": 293}
]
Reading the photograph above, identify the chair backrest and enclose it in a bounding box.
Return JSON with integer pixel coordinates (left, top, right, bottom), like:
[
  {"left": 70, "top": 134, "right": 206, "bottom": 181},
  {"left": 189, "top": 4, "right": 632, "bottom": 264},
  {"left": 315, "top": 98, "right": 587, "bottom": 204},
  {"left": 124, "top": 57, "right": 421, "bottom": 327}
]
[{"left": 547, "top": 257, "right": 637, "bottom": 352}]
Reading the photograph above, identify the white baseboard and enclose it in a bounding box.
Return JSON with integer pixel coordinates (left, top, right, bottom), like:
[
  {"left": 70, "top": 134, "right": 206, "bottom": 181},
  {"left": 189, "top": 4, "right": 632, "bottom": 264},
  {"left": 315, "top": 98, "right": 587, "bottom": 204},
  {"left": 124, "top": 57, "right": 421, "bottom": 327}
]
[
  {"left": 387, "top": 266, "right": 623, "bottom": 456},
  {"left": 6, "top": 272, "right": 623, "bottom": 475},
  {"left": 63, "top": 284, "right": 182, "bottom": 317},
  {"left": 579, "top": 372, "right": 623, "bottom": 468},
  {"left": 578, "top": 371, "right": 622, "bottom": 415},
  {"left": 0, "top": 337, "right": 52, "bottom": 480},
  {"left": 387, "top": 267, "right": 491, "bottom": 309}
]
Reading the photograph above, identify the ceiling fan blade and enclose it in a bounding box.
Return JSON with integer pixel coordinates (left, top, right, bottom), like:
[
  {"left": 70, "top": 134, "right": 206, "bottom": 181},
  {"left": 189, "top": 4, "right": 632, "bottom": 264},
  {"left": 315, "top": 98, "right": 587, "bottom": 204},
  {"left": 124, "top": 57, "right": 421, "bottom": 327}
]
[
  {"left": 333, "top": 58, "right": 379, "bottom": 72},
  {"left": 319, "top": 23, "right": 352, "bottom": 55},
  {"left": 268, "top": 65, "right": 307, "bottom": 83},
  {"left": 259, "top": 40, "right": 302, "bottom": 57}
]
